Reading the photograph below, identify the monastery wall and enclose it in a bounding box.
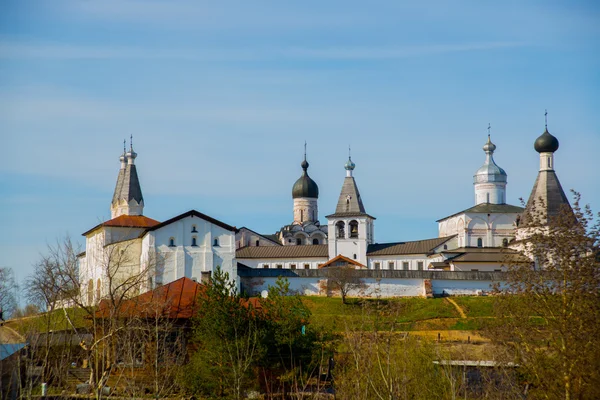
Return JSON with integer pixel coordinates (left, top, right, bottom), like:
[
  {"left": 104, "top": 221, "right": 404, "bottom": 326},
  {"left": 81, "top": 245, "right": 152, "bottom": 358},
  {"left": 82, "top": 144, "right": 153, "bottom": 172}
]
[{"left": 239, "top": 270, "right": 501, "bottom": 298}]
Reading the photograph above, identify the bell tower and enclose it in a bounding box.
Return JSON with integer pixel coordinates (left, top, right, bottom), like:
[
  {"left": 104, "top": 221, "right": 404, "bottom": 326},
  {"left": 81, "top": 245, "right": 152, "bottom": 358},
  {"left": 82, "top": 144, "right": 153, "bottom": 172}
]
[{"left": 326, "top": 151, "right": 375, "bottom": 266}]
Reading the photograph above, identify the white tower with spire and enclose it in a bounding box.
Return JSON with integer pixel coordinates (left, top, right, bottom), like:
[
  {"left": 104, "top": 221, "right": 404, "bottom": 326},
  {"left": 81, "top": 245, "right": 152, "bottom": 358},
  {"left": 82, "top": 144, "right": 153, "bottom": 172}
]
[
  {"left": 326, "top": 152, "right": 375, "bottom": 266},
  {"left": 110, "top": 136, "right": 145, "bottom": 218},
  {"left": 473, "top": 127, "right": 507, "bottom": 205},
  {"left": 291, "top": 143, "right": 319, "bottom": 224}
]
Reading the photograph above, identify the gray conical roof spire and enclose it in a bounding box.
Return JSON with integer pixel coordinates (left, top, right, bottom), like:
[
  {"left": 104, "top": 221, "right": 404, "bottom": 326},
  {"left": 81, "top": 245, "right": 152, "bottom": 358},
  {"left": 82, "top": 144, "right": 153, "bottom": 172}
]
[
  {"left": 326, "top": 154, "right": 374, "bottom": 219},
  {"left": 111, "top": 137, "right": 144, "bottom": 218}
]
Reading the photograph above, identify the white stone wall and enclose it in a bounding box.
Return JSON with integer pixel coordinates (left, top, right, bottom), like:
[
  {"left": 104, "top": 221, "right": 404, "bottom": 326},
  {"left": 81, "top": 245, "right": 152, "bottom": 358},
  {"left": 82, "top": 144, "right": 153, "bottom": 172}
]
[
  {"left": 439, "top": 212, "right": 518, "bottom": 248},
  {"left": 451, "top": 262, "right": 506, "bottom": 272},
  {"left": 142, "top": 215, "right": 236, "bottom": 285},
  {"left": 368, "top": 254, "right": 442, "bottom": 271},
  {"left": 238, "top": 257, "right": 328, "bottom": 270},
  {"left": 474, "top": 182, "right": 506, "bottom": 205},
  {"left": 327, "top": 216, "right": 373, "bottom": 265},
  {"left": 293, "top": 197, "right": 318, "bottom": 224},
  {"left": 431, "top": 279, "right": 494, "bottom": 296},
  {"left": 242, "top": 276, "right": 492, "bottom": 298},
  {"left": 236, "top": 228, "right": 280, "bottom": 248}
]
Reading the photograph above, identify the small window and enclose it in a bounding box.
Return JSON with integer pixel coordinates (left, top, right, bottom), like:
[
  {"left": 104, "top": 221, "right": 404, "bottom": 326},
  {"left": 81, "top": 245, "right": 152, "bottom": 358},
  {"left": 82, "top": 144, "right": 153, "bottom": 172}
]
[
  {"left": 213, "top": 238, "right": 219, "bottom": 246},
  {"left": 255, "top": 240, "right": 260, "bottom": 247},
  {"left": 403, "top": 262, "right": 409, "bottom": 270},
  {"left": 296, "top": 238, "right": 302, "bottom": 245},
  {"left": 290, "top": 264, "right": 296, "bottom": 270},
  {"left": 312, "top": 238, "right": 319, "bottom": 245},
  {"left": 276, "top": 264, "right": 283, "bottom": 269},
  {"left": 374, "top": 262, "right": 381, "bottom": 270},
  {"left": 304, "top": 264, "right": 310, "bottom": 269},
  {"left": 192, "top": 237, "right": 197, "bottom": 246},
  {"left": 388, "top": 262, "right": 394, "bottom": 270},
  {"left": 502, "top": 238, "right": 508, "bottom": 247},
  {"left": 300, "top": 210, "right": 304, "bottom": 222},
  {"left": 547, "top": 157, "right": 551, "bottom": 168},
  {"left": 169, "top": 238, "right": 175, "bottom": 247},
  {"left": 148, "top": 277, "right": 153, "bottom": 289},
  {"left": 443, "top": 244, "right": 448, "bottom": 250},
  {"left": 263, "top": 264, "right": 269, "bottom": 269},
  {"left": 417, "top": 261, "right": 424, "bottom": 271},
  {"left": 288, "top": 239, "right": 292, "bottom": 243},
  {"left": 353, "top": 253, "right": 357, "bottom": 260},
  {"left": 477, "top": 238, "right": 483, "bottom": 248},
  {"left": 191, "top": 225, "right": 198, "bottom": 233}
]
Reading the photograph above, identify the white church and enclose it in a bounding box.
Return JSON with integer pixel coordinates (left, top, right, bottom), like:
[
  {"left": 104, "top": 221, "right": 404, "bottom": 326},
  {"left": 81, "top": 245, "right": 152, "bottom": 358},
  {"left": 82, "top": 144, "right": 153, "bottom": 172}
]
[{"left": 77, "top": 123, "right": 570, "bottom": 302}]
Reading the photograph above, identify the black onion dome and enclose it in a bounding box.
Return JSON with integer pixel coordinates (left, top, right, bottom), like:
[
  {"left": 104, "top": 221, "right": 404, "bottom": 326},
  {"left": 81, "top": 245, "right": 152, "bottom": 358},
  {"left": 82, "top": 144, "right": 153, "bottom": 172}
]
[
  {"left": 534, "top": 129, "right": 559, "bottom": 153},
  {"left": 292, "top": 161, "right": 319, "bottom": 199}
]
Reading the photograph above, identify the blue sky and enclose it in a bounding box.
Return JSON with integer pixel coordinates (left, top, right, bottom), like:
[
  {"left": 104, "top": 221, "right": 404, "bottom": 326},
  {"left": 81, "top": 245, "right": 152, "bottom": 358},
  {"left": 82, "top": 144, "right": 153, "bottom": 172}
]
[{"left": 1, "top": 0, "right": 598, "bottom": 294}]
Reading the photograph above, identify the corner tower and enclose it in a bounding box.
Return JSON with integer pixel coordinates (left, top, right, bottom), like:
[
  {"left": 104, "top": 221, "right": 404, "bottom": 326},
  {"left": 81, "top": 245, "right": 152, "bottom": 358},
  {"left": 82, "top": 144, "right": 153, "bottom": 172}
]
[
  {"left": 326, "top": 152, "right": 375, "bottom": 266},
  {"left": 473, "top": 130, "right": 507, "bottom": 205},
  {"left": 111, "top": 137, "right": 144, "bottom": 218}
]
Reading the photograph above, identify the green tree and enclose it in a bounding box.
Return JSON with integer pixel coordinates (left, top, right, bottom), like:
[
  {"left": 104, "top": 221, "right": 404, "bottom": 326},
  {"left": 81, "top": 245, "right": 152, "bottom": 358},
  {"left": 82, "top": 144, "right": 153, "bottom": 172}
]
[
  {"left": 260, "top": 277, "right": 333, "bottom": 395},
  {"left": 182, "top": 267, "right": 264, "bottom": 399}
]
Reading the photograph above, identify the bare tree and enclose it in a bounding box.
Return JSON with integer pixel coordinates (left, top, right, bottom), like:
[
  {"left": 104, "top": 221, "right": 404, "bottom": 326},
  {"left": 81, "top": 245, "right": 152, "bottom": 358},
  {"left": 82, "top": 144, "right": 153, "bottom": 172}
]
[
  {"left": 322, "top": 266, "right": 367, "bottom": 304},
  {"left": 0, "top": 266, "right": 18, "bottom": 320},
  {"left": 491, "top": 192, "right": 600, "bottom": 399},
  {"left": 24, "top": 234, "right": 158, "bottom": 399}
]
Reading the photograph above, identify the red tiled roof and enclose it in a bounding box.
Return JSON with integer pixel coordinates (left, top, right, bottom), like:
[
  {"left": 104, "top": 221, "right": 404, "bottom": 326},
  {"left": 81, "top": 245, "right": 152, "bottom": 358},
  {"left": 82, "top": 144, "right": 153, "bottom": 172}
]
[
  {"left": 82, "top": 215, "right": 160, "bottom": 236},
  {"left": 96, "top": 277, "right": 203, "bottom": 319},
  {"left": 318, "top": 254, "right": 366, "bottom": 269},
  {"left": 95, "top": 277, "right": 263, "bottom": 320}
]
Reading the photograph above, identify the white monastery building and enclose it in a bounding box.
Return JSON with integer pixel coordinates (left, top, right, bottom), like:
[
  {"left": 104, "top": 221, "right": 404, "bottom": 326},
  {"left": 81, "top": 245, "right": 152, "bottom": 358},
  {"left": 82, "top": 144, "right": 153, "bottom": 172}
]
[{"left": 77, "top": 122, "right": 571, "bottom": 303}]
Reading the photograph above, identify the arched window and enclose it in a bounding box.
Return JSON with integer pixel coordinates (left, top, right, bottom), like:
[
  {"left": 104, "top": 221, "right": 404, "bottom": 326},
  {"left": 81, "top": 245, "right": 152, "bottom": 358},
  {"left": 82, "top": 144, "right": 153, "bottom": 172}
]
[
  {"left": 502, "top": 238, "right": 508, "bottom": 247},
  {"left": 349, "top": 220, "right": 359, "bottom": 238},
  {"left": 192, "top": 237, "right": 197, "bottom": 246},
  {"left": 255, "top": 240, "right": 260, "bottom": 247},
  {"left": 213, "top": 238, "right": 219, "bottom": 246},
  {"left": 87, "top": 279, "right": 93, "bottom": 305},
  {"left": 300, "top": 210, "right": 303, "bottom": 222},
  {"left": 477, "top": 238, "right": 483, "bottom": 248},
  {"left": 312, "top": 238, "right": 319, "bottom": 245},
  {"left": 169, "top": 237, "right": 175, "bottom": 247},
  {"left": 336, "top": 221, "right": 345, "bottom": 238},
  {"left": 96, "top": 279, "right": 101, "bottom": 301},
  {"left": 296, "top": 238, "right": 302, "bottom": 245},
  {"left": 353, "top": 253, "right": 357, "bottom": 260},
  {"left": 191, "top": 225, "right": 198, "bottom": 233},
  {"left": 443, "top": 244, "right": 448, "bottom": 250}
]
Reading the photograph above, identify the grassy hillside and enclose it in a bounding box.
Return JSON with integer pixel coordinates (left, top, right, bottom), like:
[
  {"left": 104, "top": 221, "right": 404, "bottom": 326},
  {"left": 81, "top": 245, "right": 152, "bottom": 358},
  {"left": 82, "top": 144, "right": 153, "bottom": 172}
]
[
  {"left": 6, "top": 307, "right": 90, "bottom": 335},
  {"left": 304, "top": 296, "right": 496, "bottom": 332}
]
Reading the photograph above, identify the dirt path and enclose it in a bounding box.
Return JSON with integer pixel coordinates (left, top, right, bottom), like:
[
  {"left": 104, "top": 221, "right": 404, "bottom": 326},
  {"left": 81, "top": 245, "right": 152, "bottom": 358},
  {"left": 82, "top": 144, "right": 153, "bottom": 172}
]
[{"left": 445, "top": 298, "right": 467, "bottom": 319}]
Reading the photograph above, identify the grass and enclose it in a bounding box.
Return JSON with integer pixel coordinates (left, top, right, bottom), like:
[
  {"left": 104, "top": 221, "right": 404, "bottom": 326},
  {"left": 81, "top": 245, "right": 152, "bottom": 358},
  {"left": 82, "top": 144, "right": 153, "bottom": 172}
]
[
  {"left": 452, "top": 296, "right": 496, "bottom": 318},
  {"left": 303, "top": 296, "right": 485, "bottom": 332},
  {"left": 7, "top": 307, "right": 91, "bottom": 335}
]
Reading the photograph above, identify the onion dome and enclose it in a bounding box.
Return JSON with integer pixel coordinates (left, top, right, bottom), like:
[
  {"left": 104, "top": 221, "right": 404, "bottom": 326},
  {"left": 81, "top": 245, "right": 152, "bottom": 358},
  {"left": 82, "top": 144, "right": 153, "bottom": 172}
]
[
  {"left": 292, "top": 158, "right": 319, "bottom": 199},
  {"left": 474, "top": 135, "right": 507, "bottom": 184},
  {"left": 345, "top": 157, "right": 356, "bottom": 171},
  {"left": 534, "top": 129, "right": 559, "bottom": 153}
]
